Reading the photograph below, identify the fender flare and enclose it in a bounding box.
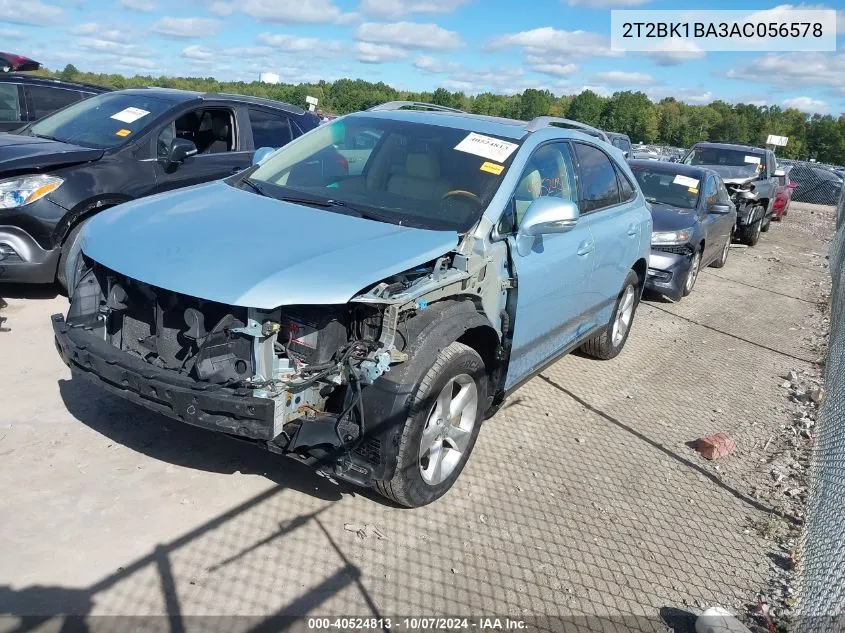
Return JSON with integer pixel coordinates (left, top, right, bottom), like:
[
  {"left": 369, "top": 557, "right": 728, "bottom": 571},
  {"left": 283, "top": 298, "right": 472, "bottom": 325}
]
[{"left": 360, "top": 299, "right": 497, "bottom": 482}]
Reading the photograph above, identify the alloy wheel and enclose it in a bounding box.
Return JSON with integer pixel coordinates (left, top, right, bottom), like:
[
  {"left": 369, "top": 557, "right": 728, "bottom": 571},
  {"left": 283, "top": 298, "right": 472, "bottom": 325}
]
[
  {"left": 611, "top": 285, "right": 636, "bottom": 347},
  {"left": 685, "top": 250, "right": 702, "bottom": 294},
  {"left": 418, "top": 374, "right": 479, "bottom": 486}
]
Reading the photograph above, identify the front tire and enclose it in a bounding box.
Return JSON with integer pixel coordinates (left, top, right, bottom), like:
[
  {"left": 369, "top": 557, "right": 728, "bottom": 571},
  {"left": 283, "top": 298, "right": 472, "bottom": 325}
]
[
  {"left": 710, "top": 233, "right": 731, "bottom": 269},
  {"left": 374, "top": 341, "right": 486, "bottom": 508},
  {"left": 682, "top": 247, "right": 702, "bottom": 297},
  {"left": 581, "top": 269, "right": 640, "bottom": 360},
  {"left": 739, "top": 218, "right": 762, "bottom": 246}
]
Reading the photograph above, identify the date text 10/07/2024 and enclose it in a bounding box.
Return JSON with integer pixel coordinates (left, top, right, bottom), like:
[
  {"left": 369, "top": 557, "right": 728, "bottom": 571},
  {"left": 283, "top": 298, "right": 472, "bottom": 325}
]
[
  {"left": 306, "top": 617, "right": 528, "bottom": 631},
  {"left": 622, "top": 21, "right": 824, "bottom": 39}
]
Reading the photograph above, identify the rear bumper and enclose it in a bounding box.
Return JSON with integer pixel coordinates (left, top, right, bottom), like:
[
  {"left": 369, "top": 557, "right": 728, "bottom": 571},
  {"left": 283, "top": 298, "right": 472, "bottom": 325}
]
[
  {"left": 52, "top": 313, "right": 276, "bottom": 440},
  {"left": 0, "top": 225, "right": 60, "bottom": 284},
  {"left": 646, "top": 250, "right": 692, "bottom": 301}
]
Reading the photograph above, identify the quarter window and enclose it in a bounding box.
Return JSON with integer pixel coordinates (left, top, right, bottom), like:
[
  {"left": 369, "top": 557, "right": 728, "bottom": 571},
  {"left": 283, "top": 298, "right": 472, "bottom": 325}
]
[
  {"left": 703, "top": 176, "right": 718, "bottom": 206},
  {"left": 0, "top": 84, "right": 21, "bottom": 122},
  {"left": 574, "top": 142, "right": 621, "bottom": 213},
  {"left": 25, "top": 85, "right": 84, "bottom": 120},
  {"left": 248, "top": 108, "right": 293, "bottom": 149},
  {"left": 615, "top": 166, "right": 636, "bottom": 202}
]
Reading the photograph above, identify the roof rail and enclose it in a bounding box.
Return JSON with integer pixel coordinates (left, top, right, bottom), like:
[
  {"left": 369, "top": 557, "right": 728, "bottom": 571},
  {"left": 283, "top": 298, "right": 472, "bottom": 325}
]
[
  {"left": 367, "top": 100, "right": 464, "bottom": 114},
  {"left": 525, "top": 116, "right": 608, "bottom": 138}
]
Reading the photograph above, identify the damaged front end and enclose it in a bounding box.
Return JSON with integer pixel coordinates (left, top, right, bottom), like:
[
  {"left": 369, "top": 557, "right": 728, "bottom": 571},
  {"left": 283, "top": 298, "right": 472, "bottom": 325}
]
[
  {"left": 724, "top": 177, "right": 760, "bottom": 225},
  {"left": 53, "top": 246, "right": 505, "bottom": 486}
]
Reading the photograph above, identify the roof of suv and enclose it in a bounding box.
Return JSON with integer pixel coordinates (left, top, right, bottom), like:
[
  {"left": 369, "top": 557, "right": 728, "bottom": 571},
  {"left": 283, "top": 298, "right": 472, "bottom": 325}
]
[
  {"left": 693, "top": 141, "right": 768, "bottom": 154},
  {"left": 0, "top": 73, "right": 110, "bottom": 93},
  {"left": 109, "top": 87, "right": 309, "bottom": 116},
  {"left": 350, "top": 108, "right": 612, "bottom": 142}
]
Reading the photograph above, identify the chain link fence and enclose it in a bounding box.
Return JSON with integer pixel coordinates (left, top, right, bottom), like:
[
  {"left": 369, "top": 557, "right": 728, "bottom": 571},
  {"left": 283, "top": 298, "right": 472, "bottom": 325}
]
[
  {"left": 796, "top": 186, "right": 845, "bottom": 632},
  {"left": 779, "top": 160, "right": 844, "bottom": 208}
]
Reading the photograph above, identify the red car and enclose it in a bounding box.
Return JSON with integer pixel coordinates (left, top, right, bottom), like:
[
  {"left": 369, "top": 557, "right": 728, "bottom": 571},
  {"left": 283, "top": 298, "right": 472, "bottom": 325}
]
[
  {"left": 0, "top": 51, "right": 40, "bottom": 73},
  {"left": 773, "top": 167, "right": 797, "bottom": 220}
]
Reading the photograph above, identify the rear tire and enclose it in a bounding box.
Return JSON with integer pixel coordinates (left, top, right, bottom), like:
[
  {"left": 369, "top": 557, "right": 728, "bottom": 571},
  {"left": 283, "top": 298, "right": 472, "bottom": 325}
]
[
  {"left": 581, "top": 270, "right": 640, "bottom": 360},
  {"left": 374, "top": 341, "right": 486, "bottom": 508}
]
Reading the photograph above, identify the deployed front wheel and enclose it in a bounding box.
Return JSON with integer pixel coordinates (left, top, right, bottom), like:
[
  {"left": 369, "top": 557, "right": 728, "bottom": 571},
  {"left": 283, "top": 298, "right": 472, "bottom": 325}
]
[
  {"left": 374, "top": 341, "right": 486, "bottom": 507},
  {"left": 580, "top": 270, "right": 640, "bottom": 360}
]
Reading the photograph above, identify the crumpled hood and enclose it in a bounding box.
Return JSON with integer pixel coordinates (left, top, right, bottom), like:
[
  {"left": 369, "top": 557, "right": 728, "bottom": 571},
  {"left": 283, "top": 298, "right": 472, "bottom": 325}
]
[
  {"left": 702, "top": 165, "right": 758, "bottom": 184},
  {"left": 0, "top": 133, "right": 104, "bottom": 173},
  {"left": 650, "top": 203, "right": 697, "bottom": 232},
  {"left": 81, "top": 181, "right": 459, "bottom": 308}
]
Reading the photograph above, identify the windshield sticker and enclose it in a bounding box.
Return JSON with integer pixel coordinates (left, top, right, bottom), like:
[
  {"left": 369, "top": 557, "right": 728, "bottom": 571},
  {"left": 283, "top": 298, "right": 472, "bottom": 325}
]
[
  {"left": 110, "top": 107, "right": 150, "bottom": 124},
  {"left": 744, "top": 155, "right": 762, "bottom": 165},
  {"left": 480, "top": 161, "right": 505, "bottom": 175},
  {"left": 454, "top": 133, "right": 518, "bottom": 163},
  {"left": 673, "top": 174, "right": 699, "bottom": 189},
  {"left": 688, "top": 187, "right": 699, "bottom": 194},
  {"left": 115, "top": 128, "right": 131, "bottom": 137}
]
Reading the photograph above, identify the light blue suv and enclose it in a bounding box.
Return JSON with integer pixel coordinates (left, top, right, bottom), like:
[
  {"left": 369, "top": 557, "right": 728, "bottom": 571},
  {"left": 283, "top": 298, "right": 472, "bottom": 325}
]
[{"left": 53, "top": 102, "right": 652, "bottom": 507}]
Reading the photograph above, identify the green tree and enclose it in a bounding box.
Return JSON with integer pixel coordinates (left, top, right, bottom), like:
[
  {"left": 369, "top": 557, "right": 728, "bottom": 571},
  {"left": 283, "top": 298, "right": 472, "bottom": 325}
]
[
  {"left": 518, "top": 88, "right": 552, "bottom": 120},
  {"left": 566, "top": 90, "right": 606, "bottom": 127},
  {"left": 58, "top": 64, "right": 79, "bottom": 81}
]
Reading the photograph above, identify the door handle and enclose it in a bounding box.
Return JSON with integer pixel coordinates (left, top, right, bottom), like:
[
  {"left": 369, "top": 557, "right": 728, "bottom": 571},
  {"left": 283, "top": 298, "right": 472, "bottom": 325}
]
[
  {"left": 627, "top": 223, "right": 639, "bottom": 236},
  {"left": 577, "top": 241, "right": 594, "bottom": 256}
]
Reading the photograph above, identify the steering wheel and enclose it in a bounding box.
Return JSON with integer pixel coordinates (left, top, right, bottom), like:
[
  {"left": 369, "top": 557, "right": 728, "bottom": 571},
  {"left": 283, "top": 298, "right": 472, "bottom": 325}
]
[{"left": 442, "top": 190, "right": 483, "bottom": 206}]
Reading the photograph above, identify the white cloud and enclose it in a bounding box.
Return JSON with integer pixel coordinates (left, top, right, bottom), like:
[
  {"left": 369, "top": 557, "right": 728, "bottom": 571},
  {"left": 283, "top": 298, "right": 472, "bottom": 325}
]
[
  {"left": 256, "top": 32, "right": 340, "bottom": 53},
  {"left": 69, "top": 22, "right": 123, "bottom": 41},
  {"left": 576, "top": 85, "right": 613, "bottom": 97},
  {"left": 646, "top": 86, "right": 714, "bottom": 104},
  {"left": 181, "top": 45, "right": 214, "bottom": 61},
  {"left": 208, "top": 1, "right": 234, "bottom": 15},
  {"left": 641, "top": 38, "right": 705, "bottom": 66},
  {"left": 151, "top": 16, "right": 220, "bottom": 38},
  {"left": 0, "top": 0, "right": 63, "bottom": 25},
  {"left": 525, "top": 56, "right": 577, "bottom": 77},
  {"left": 489, "top": 27, "right": 619, "bottom": 58},
  {"left": 566, "top": 0, "right": 651, "bottom": 5},
  {"left": 119, "top": 0, "right": 156, "bottom": 11},
  {"left": 356, "top": 21, "right": 464, "bottom": 50},
  {"left": 354, "top": 41, "right": 407, "bottom": 63},
  {"left": 0, "top": 26, "right": 22, "bottom": 37},
  {"left": 221, "top": 45, "right": 273, "bottom": 57},
  {"left": 240, "top": 0, "right": 356, "bottom": 24},
  {"left": 413, "top": 55, "right": 533, "bottom": 95},
  {"left": 117, "top": 56, "right": 157, "bottom": 70},
  {"left": 596, "top": 70, "right": 657, "bottom": 86},
  {"left": 726, "top": 52, "right": 845, "bottom": 93},
  {"left": 782, "top": 96, "right": 828, "bottom": 114},
  {"left": 359, "top": 0, "right": 472, "bottom": 18}
]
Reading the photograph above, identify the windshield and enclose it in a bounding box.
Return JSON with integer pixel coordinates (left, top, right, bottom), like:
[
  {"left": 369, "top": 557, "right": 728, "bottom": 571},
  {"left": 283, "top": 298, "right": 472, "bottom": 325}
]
[
  {"left": 249, "top": 116, "right": 522, "bottom": 232},
  {"left": 631, "top": 166, "right": 701, "bottom": 209},
  {"left": 683, "top": 146, "right": 764, "bottom": 175},
  {"left": 27, "top": 92, "right": 173, "bottom": 149}
]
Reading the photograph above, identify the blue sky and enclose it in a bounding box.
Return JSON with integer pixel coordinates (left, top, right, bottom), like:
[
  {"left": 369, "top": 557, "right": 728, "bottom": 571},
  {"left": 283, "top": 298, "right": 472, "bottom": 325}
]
[{"left": 2, "top": 0, "right": 844, "bottom": 115}]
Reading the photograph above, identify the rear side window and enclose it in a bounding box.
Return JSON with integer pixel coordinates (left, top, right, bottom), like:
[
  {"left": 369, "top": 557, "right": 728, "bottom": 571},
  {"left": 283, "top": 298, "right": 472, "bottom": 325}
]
[
  {"left": 25, "top": 85, "right": 84, "bottom": 120},
  {"left": 615, "top": 165, "right": 636, "bottom": 202},
  {"left": 0, "top": 83, "right": 22, "bottom": 122},
  {"left": 574, "top": 142, "right": 621, "bottom": 213},
  {"left": 248, "top": 108, "right": 293, "bottom": 148}
]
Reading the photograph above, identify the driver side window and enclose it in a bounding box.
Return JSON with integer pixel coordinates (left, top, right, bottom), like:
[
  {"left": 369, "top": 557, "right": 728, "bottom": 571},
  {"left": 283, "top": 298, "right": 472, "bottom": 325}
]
[
  {"left": 156, "top": 108, "right": 235, "bottom": 159},
  {"left": 499, "top": 142, "right": 576, "bottom": 234}
]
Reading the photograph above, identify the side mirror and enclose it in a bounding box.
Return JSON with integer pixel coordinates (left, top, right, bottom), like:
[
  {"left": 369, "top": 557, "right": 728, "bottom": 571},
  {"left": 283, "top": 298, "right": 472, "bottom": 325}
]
[
  {"left": 708, "top": 203, "right": 733, "bottom": 215},
  {"left": 168, "top": 138, "right": 197, "bottom": 164},
  {"left": 252, "top": 146, "right": 276, "bottom": 166},
  {"left": 518, "top": 197, "right": 580, "bottom": 237},
  {"left": 774, "top": 169, "right": 786, "bottom": 177}
]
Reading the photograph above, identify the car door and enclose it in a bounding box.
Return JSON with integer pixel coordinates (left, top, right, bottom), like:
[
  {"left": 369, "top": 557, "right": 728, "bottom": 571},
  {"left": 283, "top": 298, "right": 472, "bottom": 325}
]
[
  {"left": 503, "top": 141, "right": 596, "bottom": 389},
  {"left": 572, "top": 141, "right": 640, "bottom": 326},
  {"left": 0, "top": 82, "right": 24, "bottom": 132},
  {"left": 151, "top": 105, "right": 251, "bottom": 194}
]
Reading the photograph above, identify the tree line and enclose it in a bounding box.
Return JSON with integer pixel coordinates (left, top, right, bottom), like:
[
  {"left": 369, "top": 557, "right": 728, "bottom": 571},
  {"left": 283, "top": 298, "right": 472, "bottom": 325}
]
[{"left": 49, "top": 64, "right": 845, "bottom": 165}]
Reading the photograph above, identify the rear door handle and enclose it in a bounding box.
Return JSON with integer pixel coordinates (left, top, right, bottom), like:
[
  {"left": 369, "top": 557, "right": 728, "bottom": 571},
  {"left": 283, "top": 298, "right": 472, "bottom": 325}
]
[
  {"left": 577, "top": 240, "right": 594, "bottom": 256},
  {"left": 627, "top": 223, "right": 639, "bottom": 236}
]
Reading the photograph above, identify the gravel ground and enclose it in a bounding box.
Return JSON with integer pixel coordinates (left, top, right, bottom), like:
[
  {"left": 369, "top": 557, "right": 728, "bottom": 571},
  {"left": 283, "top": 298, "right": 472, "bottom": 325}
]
[{"left": 0, "top": 202, "right": 834, "bottom": 633}]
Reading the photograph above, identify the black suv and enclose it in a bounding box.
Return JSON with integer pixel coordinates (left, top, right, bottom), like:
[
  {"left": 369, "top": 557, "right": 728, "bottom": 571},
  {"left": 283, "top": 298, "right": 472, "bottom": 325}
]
[
  {"left": 0, "top": 88, "right": 319, "bottom": 288},
  {"left": 1, "top": 52, "right": 109, "bottom": 133}
]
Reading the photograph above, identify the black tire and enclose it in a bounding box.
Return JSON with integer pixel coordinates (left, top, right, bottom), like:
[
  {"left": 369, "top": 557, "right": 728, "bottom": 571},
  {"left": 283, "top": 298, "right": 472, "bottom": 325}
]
[
  {"left": 710, "top": 232, "right": 732, "bottom": 269},
  {"left": 681, "top": 247, "right": 702, "bottom": 298},
  {"left": 761, "top": 215, "right": 772, "bottom": 232},
  {"left": 374, "top": 341, "right": 487, "bottom": 508},
  {"left": 739, "top": 218, "right": 762, "bottom": 246},
  {"left": 580, "top": 269, "right": 640, "bottom": 360},
  {"left": 56, "top": 222, "right": 85, "bottom": 292}
]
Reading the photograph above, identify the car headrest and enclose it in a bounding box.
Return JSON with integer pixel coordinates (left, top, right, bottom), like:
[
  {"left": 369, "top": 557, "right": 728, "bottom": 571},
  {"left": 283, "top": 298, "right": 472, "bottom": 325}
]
[
  {"left": 211, "top": 116, "right": 229, "bottom": 139},
  {"left": 405, "top": 153, "right": 440, "bottom": 180},
  {"left": 516, "top": 169, "right": 542, "bottom": 200}
]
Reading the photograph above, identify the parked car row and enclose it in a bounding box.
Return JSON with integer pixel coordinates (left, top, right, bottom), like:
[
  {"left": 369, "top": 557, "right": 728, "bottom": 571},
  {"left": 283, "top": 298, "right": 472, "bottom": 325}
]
[{"left": 0, "top": 69, "right": 797, "bottom": 507}]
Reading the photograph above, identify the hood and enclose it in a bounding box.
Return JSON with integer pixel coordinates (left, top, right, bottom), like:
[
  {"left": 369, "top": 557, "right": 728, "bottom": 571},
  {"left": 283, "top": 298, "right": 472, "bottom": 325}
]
[
  {"left": 0, "top": 134, "right": 104, "bottom": 173},
  {"left": 700, "top": 164, "right": 758, "bottom": 183},
  {"left": 649, "top": 202, "right": 697, "bottom": 232},
  {"left": 81, "top": 181, "right": 460, "bottom": 309}
]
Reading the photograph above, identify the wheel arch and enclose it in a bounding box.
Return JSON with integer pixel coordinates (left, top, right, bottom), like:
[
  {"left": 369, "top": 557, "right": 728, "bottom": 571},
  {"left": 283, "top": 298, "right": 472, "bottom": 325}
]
[
  {"left": 54, "top": 194, "right": 133, "bottom": 246},
  {"left": 632, "top": 257, "right": 648, "bottom": 288}
]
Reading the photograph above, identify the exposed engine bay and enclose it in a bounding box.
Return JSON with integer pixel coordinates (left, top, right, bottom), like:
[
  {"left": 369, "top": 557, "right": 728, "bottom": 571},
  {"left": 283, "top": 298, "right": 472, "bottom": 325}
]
[
  {"left": 724, "top": 177, "right": 761, "bottom": 223},
  {"left": 60, "top": 243, "right": 509, "bottom": 485}
]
